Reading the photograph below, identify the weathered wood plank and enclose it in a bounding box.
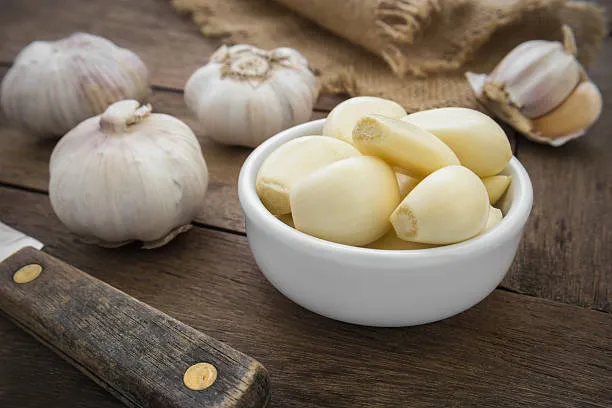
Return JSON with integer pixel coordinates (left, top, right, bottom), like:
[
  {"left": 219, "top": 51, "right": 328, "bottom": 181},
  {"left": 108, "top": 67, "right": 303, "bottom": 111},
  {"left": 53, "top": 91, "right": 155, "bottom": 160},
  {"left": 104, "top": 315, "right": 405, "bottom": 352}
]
[
  {"left": 503, "top": 36, "right": 612, "bottom": 312},
  {"left": 0, "top": 186, "right": 611, "bottom": 408}
]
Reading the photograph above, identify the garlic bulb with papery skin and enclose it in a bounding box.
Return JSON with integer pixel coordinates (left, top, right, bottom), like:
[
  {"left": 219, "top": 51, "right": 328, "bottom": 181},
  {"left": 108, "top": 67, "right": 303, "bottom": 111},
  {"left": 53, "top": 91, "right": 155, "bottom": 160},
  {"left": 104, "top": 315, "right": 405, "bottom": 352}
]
[
  {"left": 466, "top": 26, "right": 602, "bottom": 146},
  {"left": 185, "top": 44, "right": 317, "bottom": 148},
  {"left": 1, "top": 32, "right": 149, "bottom": 138},
  {"left": 49, "top": 100, "right": 208, "bottom": 249}
]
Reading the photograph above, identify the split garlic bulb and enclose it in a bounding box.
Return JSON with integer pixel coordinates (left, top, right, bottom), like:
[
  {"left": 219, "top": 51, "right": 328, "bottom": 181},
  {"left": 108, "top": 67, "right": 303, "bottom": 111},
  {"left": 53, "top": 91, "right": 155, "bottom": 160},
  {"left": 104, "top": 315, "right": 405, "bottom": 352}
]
[
  {"left": 49, "top": 100, "right": 208, "bottom": 249},
  {"left": 466, "top": 26, "right": 602, "bottom": 146},
  {"left": 185, "top": 44, "right": 317, "bottom": 148},
  {"left": 1, "top": 32, "right": 149, "bottom": 138}
]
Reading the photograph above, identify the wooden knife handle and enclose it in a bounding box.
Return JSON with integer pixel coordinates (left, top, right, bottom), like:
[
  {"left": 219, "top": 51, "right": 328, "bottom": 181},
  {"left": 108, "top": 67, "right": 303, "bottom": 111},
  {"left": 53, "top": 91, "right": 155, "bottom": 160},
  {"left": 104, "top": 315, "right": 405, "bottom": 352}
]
[{"left": 0, "top": 247, "right": 270, "bottom": 408}]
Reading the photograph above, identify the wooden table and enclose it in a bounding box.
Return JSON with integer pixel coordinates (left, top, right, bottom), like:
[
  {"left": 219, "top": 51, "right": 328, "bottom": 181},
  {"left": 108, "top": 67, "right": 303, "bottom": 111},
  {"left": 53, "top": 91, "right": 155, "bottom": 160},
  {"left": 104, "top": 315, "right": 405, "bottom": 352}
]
[{"left": 0, "top": 1, "right": 611, "bottom": 407}]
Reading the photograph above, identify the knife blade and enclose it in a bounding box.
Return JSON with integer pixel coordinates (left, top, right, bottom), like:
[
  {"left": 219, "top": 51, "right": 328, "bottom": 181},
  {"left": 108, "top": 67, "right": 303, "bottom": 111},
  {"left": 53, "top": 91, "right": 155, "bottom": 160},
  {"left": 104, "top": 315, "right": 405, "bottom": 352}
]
[{"left": 0, "top": 221, "right": 270, "bottom": 408}]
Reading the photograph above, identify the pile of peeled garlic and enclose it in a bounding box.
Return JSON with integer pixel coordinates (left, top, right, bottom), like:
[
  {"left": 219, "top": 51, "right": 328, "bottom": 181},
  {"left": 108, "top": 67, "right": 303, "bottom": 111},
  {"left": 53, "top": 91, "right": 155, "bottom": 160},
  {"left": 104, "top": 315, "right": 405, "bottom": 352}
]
[
  {"left": 1, "top": 32, "right": 149, "bottom": 137},
  {"left": 466, "top": 26, "right": 602, "bottom": 147},
  {"left": 185, "top": 44, "right": 318, "bottom": 148},
  {"left": 256, "top": 97, "right": 512, "bottom": 249},
  {"left": 49, "top": 100, "right": 209, "bottom": 249}
]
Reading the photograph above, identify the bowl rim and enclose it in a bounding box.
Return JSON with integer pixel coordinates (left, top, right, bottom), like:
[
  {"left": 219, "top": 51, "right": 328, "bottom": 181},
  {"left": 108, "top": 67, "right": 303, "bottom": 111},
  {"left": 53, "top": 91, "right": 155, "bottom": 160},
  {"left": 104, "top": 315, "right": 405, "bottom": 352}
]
[{"left": 238, "top": 119, "right": 533, "bottom": 260}]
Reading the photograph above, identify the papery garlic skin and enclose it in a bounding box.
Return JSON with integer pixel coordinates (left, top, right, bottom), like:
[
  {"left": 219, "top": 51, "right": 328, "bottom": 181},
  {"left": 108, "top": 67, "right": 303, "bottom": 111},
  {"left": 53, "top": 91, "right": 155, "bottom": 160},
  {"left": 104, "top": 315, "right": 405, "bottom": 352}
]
[
  {"left": 256, "top": 135, "right": 360, "bottom": 215},
  {"left": 489, "top": 39, "right": 580, "bottom": 119},
  {"left": 352, "top": 115, "right": 460, "bottom": 178},
  {"left": 185, "top": 44, "right": 317, "bottom": 148},
  {"left": 482, "top": 175, "right": 512, "bottom": 205},
  {"left": 49, "top": 100, "right": 208, "bottom": 248},
  {"left": 390, "top": 165, "right": 489, "bottom": 245},
  {"left": 402, "top": 108, "right": 512, "bottom": 177},
  {"left": 1, "top": 32, "right": 149, "bottom": 138},
  {"left": 322, "top": 96, "right": 407, "bottom": 144},
  {"left": 290, "top": 156, "right": 400, "bottom": 246}
]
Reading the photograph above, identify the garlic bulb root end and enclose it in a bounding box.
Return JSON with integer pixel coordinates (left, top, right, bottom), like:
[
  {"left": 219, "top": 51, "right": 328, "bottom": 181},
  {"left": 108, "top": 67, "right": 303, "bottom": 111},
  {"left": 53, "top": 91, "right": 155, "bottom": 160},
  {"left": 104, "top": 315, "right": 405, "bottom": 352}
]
[{"left": 142, "top": 224, "right": 193, "bottom": 249}]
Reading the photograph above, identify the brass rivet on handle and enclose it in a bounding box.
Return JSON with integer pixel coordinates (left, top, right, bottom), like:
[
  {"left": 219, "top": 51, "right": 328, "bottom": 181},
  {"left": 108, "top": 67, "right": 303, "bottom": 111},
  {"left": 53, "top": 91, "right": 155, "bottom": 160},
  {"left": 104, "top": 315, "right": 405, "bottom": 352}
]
[
  {"left": 13, "top": 264, "right": 43, "bottom": 284},
  {"left": 184, "top": 362, "right": 217, "bottom": 390}
]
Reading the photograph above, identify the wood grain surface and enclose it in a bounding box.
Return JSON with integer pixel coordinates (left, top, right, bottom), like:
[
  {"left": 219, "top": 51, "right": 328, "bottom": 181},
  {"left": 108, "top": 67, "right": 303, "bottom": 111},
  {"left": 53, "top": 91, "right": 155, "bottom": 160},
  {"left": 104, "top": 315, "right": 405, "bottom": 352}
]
[
  {"left": 0, "top": 247, "right": 270, "bottom": 408},
  {"left": 1, "top": 186, "right": 611, "bottom": 408}
]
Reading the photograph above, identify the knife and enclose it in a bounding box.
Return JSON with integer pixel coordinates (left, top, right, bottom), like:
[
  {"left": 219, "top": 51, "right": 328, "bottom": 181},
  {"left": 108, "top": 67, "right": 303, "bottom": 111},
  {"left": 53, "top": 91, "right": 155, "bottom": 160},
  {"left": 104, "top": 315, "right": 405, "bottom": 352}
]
[{"left": 0, "top": 221, "right": 270, "bottom": 408}]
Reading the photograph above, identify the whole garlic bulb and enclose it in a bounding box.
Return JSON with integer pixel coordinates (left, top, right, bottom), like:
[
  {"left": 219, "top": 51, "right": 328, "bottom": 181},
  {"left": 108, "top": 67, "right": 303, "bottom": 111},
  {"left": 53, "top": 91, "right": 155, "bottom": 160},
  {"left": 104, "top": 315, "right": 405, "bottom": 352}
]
[
  {"left": 49, "top": 100, "right": 208, "bottom": 249},
  {"left": 1, "top": 32, "right": 149, "bottom": 137},
  {"left": 185, "top": 44, "right": 318, "bottom": 147},
  {"left": 466, "top": 26, "right": 602, "bottom": 146}
]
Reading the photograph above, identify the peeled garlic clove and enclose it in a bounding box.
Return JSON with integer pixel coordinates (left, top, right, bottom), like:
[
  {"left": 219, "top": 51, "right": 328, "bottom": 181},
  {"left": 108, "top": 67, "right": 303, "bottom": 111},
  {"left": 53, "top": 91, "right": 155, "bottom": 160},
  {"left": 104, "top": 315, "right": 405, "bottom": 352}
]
[
  {"left": 481, "top": 206, "right": 503, "bottom": 234},
  {"left": 1, "top": 32, "right": 149, "bottom": 137},
  {"left": 402, "top": 108, "right": 512, "bottom": 177},
  {"left": 530, "top": 81, "right": 602, "bottom": 145},
  {"left": 185, "top": 44, "right": 317, "bottom": 147},
  {"left": 365, "top": 230, "right": 437, "bottom": 250},
  {"left": 482, "top": 175, "right": 512, "bottom": 205},
  {"left": 396, "top": 172, "right": 420, "bottom": 199},
  {"left": 49, "top": 100, "right": 208, "bottom": 248},
  {"left": 322, "top": 96, "right": 406, "bottom": 144},
  {"left": 290, "top": 156, "right": 400, "bottom": 246},
  {"left": 390, "top": 165, "right": 489, "bottom": 244},
  {"left": 256, "top": 136, "right": 360, "bottom": 215},
  {"left": 352, "top": 115, "right": 460, "bottom": 178},
  {"left": 276, "top": 213, "right": 295, "bottom": 228}
]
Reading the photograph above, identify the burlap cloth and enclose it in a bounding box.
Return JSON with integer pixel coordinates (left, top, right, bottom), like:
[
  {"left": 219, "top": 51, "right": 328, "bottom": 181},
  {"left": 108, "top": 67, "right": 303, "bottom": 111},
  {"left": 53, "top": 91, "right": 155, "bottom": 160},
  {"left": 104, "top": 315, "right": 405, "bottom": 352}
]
[{"left": 171, "top": 0, "right": 606, "bottom": 112}]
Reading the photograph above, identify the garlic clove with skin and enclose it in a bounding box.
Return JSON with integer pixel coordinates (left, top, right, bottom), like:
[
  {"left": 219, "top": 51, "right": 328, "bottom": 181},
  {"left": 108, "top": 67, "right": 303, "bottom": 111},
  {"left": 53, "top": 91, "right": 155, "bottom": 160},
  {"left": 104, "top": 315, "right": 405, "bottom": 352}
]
[
  {"left": 290, "top": 156, "right": 400, "bottom": 246},
  {"left": 466, "top": 26, "right": 603, "bottom": 146},
  {"left": 256, "top": 135, "right": 360, "bottom": 215},
  {"left": 401, "top": 107, "right": 512, "bottom": 177},
  {"left": 482, "top": 175, "right": 512, "bottom": 205},
  {"left": 185, "top": 44, "right": 317, "bottom": 148},
  {"left": 322, "top": 96, "right": 407, "bottom": 144},
  {"left": 49, "top": 100, "right": 208, "bottom": 248},
  {"left": 530, "top": 81, "right": 602, "bottom": 145},
  {"left": 390, "top": 165, "right": 489, "bottom": 245},
  {"left": 352, "top": 114, "right": 460, "bottom": 178},
  {"left": 1, "top": 32, "right": 149, "bottom": 138}
]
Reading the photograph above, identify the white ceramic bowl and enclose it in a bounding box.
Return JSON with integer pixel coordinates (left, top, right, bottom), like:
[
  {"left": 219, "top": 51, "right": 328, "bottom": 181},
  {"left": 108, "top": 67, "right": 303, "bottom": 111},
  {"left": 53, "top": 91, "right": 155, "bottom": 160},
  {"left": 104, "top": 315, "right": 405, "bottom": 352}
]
[{"left": 238, "top": 119, "right": 533, "bottom": 327}]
